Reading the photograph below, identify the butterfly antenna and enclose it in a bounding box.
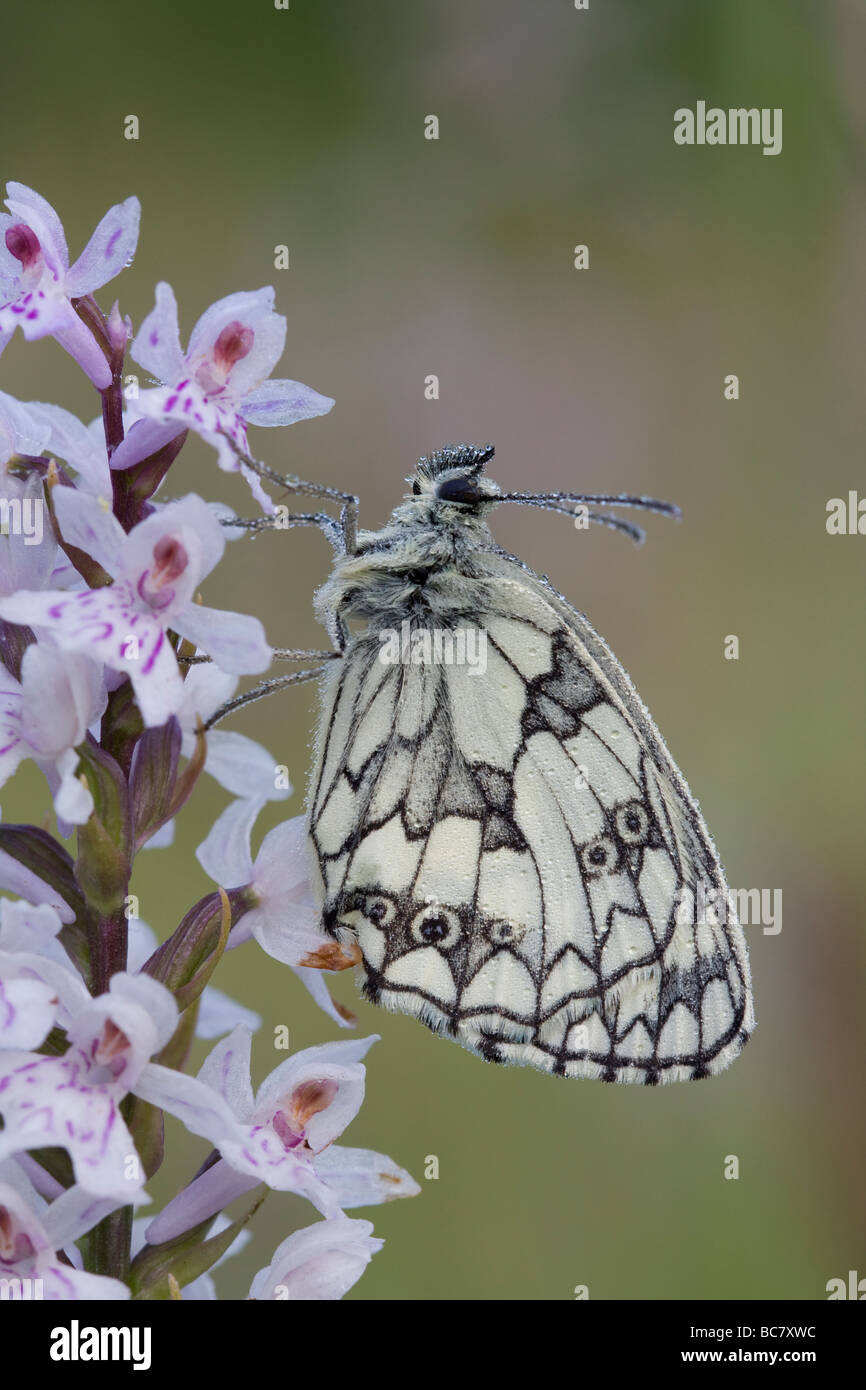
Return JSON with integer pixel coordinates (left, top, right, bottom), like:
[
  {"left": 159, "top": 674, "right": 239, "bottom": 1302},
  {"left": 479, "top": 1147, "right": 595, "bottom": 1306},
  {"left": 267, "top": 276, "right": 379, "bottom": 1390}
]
[
  {"left": 497, "top": 490, "right": 681, "bottom": 519},
  {"left": 492, "top": 493, "right": 676, "bottom": 543},
  {"left": 585, "top": 510, "right": 647, "bottom": 544}
]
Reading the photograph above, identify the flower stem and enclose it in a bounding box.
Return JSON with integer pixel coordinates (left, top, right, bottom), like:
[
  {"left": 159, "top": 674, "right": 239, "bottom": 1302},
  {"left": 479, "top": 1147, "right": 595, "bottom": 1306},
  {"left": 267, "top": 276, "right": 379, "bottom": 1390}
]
[{"left": 89, "top": 907, "right": 128, "bottom": 996}]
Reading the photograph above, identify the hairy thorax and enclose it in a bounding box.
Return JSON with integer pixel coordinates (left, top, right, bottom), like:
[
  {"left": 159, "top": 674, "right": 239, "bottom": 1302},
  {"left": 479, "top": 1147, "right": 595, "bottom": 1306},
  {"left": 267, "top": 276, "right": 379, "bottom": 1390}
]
[{"left": 314, "top": 507, "right": 497, "bottom": 634}]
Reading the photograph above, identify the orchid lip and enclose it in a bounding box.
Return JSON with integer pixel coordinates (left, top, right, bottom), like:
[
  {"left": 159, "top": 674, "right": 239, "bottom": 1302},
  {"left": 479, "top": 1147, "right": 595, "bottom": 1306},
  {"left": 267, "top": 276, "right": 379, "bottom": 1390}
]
[
  {"left": 271, "top": 1110, "right": 304, "bottom": 1150},
  {"left": 137, "top": 571, "right": 176, "bottom": 610},
  {"left": 5, "top": 223, "right": 41, "bottom": 270},
  {"left": 213, "top": 321, "right": 254, "bottom": 372},
  {"left": 95, "top": 1018, "right": 132, "bottom": 1065}
]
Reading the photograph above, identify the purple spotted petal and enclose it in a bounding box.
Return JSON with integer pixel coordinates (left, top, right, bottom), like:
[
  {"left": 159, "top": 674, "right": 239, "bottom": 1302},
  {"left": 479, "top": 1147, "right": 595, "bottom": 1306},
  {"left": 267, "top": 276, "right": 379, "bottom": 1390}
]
[
  {"left": 0, "top": 287, "right": 68, "bottom": 342},
  {"left": 0, "top": 975, "right": 58, "bottom": 1048},
  {"left": 131, "top": 1061, "right": 244, "bottom": 1149},
  {"left": 0, "top": 292, "right": 110, "bottom": 390},
  {"left": 133, "top": 382, "right": 250, "bottom": 473},
  {"left": 216, "top": 1131, "right": 340, "bottom": 1212},
  {"left": 0, "top": 1180, "right": 131, "bottom": 1299},
  {"left": 0, "top": 1051, "right": 143, "bottom": 1201},
  {"left": 0, "top": 586, "right": 184, "bottom": 727},
  {"left": 195, "top": 1025, "right": 255, "bottom": 1118},
  {"left": 127, "top": 281, "right": 186, "bottom": 383},
  {"left": 65, "top": 195, "right": 141, "bottom": 296}
]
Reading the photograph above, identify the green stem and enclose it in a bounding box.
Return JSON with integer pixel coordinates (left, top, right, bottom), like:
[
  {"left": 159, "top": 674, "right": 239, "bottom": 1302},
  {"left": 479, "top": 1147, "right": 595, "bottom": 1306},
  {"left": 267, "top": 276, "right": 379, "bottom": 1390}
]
[
  {"left": 85, "top": 1202, "right": 133, "bottom": 1284},
  {"left": 84, "top": 913, "right": 131, "bottom": 1280}
]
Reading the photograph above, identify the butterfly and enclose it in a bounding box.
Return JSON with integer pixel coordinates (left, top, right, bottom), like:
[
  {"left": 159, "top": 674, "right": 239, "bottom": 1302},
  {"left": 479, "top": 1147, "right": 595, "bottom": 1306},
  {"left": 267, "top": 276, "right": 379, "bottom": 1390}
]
[{"left": 296, "top": 444, "right": 755, "bottom": 1084}]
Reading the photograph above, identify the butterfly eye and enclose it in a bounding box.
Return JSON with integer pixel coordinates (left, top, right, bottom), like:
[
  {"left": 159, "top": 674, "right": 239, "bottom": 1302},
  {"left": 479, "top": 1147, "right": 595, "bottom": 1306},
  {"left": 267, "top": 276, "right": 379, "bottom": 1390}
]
[
  {"left": 616, "top": 802, "right": 650, "bottom": 845},
  {"left": 364, "top": 895, "right": 396, "bottom": 927},
  {"left": 581, "top": 836, "right": 619, "bottom": 876},
  {"left": 437, "top": 474, "right": 482, "bottom": 505},
  {"left": 410, "top": 905, "right": 461, "bottom": 948},
  {"left": 412, "top": 480, "right": 421, "bottom": 495}
]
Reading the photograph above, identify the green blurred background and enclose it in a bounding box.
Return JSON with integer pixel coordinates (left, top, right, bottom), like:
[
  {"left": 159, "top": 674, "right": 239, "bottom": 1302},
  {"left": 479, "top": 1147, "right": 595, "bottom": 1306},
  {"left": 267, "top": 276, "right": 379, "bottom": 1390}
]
[{"left": 3, "top": 0, "right": 865, "bottom": 1299}]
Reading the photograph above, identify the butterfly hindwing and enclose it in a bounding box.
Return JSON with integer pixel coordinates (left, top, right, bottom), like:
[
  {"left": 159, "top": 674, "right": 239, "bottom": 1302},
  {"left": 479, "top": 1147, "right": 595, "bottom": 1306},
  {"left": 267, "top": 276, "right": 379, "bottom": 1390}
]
[{"left": 308, "top": 552, "right": 753, "bottom": 1084}]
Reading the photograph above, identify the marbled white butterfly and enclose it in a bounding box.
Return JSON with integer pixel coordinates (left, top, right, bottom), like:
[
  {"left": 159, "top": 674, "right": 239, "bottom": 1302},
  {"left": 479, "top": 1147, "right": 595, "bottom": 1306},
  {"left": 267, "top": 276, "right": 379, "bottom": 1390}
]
[{"left": 257, "top": 444, "right": 754, "bottom": 1084}]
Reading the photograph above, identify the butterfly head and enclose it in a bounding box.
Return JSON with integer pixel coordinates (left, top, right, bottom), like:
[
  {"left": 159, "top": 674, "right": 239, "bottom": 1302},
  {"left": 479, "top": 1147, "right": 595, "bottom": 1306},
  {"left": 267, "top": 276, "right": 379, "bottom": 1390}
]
[{"left": 408, "top": 443, "right": 501, "bottom": 512}]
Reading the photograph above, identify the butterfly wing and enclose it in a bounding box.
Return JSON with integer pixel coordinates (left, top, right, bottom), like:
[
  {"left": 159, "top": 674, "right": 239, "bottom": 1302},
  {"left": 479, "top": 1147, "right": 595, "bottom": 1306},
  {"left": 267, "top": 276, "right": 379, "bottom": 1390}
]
[{"left": 308, "top": 554, "right": 754, "bottom": 1083}]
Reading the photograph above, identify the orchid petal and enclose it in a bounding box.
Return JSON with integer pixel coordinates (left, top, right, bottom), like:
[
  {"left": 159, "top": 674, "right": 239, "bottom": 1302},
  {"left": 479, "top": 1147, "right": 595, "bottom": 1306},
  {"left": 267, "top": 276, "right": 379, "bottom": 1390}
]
[
  {"left": 0, "top": 975, "right": 58, "bottom": 1047},
  {"left": 241, "top": 379, "right": 335, "bottom": 428},
  {"left": 195, "top": 1024, "right": 255, "bottom": 1119},
  {"left": 172, "top": 601, "right": 271, "bottom": 675},
  {"left": 132, "top": 1061, "right": 245, "bottom": 1148},
  {"left": 289, "top": 965, "right": 356, "bottom": 1030},
  {"left": 313, "top": 1145, "right": 422, "bottom": 1207},
  {"left": 109, "top": 416, "right": 185, "bottom": 471},
  {"left": 51, "top": 485, "right": 127, "bottom": 575},
  {"left": 65, "top": 196, "right": 141, "bottom": 296},
  {"left": 193, "top": 728, "right": 288, "bottom": 802},
  {"left": 196, "top": 796, "right": 260, "bottom": 888},
  {"left": 144, "top": 1159, "right": 257, "bottom": 1245},
  {"left": 50, "top": 310, "right": 112, "bottom": 390},
  {"left": 129, "top": 282, "right": 186, "bottom": 383},
  {"left": 0, "top": 1052, "right": 144, "bottom": 1201},
  {"left": 195, "top": 986, "right": 261, "bottom": 1041},
  {"left": 187, "top": 287, "right": 285, "bottom": 396},
  {"left": 249, "top": 1217, "right": 381, "bottom": 1301}
]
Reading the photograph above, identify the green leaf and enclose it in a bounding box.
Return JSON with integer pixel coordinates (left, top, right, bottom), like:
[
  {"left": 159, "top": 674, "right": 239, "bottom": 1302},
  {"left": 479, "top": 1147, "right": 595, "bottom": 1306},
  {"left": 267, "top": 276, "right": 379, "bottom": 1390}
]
[
  {"left": 156, "top": 995, "right": 201, "bottom": 1073},
  {"left": 129, "top": 718, "right": 182, "bottom": 848},
  {"left": 143, "top": 888, "right": 241, "bottom": 1013},
  {"left": 74, "top": 737, "right": 132, "bottom": 915}
]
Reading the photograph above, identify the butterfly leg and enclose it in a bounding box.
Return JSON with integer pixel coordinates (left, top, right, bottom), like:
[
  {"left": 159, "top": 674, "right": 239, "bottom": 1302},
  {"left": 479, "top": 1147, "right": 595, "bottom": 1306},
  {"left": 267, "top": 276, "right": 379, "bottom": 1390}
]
[
  {"left": 223, "top": 511, "right": 347, "bottom": 549},
  {"left": 215, "top": 428, "right": 360, "bottom": 555},
  {"left": 202, "top": 662, "right": 338, "bottom": 730}
]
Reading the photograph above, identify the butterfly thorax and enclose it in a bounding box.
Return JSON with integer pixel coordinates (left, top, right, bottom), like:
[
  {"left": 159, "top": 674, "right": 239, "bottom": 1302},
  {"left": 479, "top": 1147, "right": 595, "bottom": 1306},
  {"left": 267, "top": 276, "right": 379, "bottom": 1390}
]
[{"left": 315, "top": 502, "right": 498, "bottom": 636}]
